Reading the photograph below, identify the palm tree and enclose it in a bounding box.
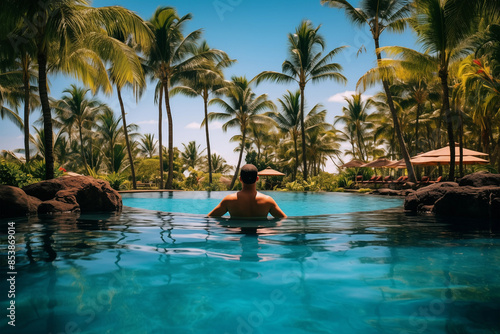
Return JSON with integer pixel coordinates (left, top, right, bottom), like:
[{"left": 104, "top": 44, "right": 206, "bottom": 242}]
[
  {"left": 181, "top": 141, "right": 206, "bottom": 171},
  {"left": 208, "top": 76, "right": 275, "bottom": 189},
  {"left": 139, "top": 133, "right": 158, "bottom": 158},
  {"left": 334, "top": 94, "right": 377, "bottom": 162},
  {"left": 271, "top": 90, "right": 330, "bottom": 179},
  {"left": 1, "top": 0, "right": 152, "bottom": 179},
  {"left": 379, "top": 0, "right": 493, "bottom": 179},
  {"left": 95, "top": 107, "right": 127, "bottom": 173},
  {"left": 171, "top": 41, "right": 233, "bottom": 185},
  {"left": 307, "top": 128, "right": 341, "bottom": 176},
  {"left": 0, "top": 15, "right": 41, "bottom": 165},
  {"left": 272, "top": 90, "right": 301, "bottom": 179},
  {"left": 53, "top": 85, "right": 107, "bottom": 170},
  {"left": 211, "top": 154, "right": 232, "bottom": 174},
  {"left": 304, "top": 107, "right": 339, "bottom": 176},
  {"left": 146, "top": 7, "right": 227, "bottom": 189},
  {"left": 321, "top": 0, "right": 417, "bottom": 182},
  {"left": 107, "top": 30, "right": 150, "bottom": 189},
  {"left": 253, "top": 20, "right": 346, "bottom": 181},
  {"left": 459, "top": 57, "right": 500, "bottom": 167},
  {"left": 0, "top": 68, "right": 24, "bottom": 131}
]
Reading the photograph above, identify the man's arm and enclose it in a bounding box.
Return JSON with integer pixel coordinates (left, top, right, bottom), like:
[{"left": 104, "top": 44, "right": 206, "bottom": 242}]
[
  {"left": 268, "top": 197, "right": 287, "bottom": 218},
  {"left": 207, "top": 198, "right": 229, "bottom": 217}
]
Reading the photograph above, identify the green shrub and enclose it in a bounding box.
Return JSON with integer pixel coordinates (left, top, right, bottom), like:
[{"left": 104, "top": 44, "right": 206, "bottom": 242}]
[
  {"left": 0, "top": 161, "right": 39, "bottom": 188},
  {"left": 284, "top": 180, "right": 306, "bottom": 191},
  {"left": 104, "top": 172, "right": 126, "bottom": 190},
  {"left": 309, "top": 172, "right": 338, "bottom": 191},
  {"left": 23, "top": 160, "right": 64, "bottom": 180},
  {"left": 336, "top": 175, "right": 354, "bottom": 189},
  {"left": 200, "top": 173, "right": 229, "bottom": 191},
  {"left": 470, "top": 165, "right": 497, "bottom": 174}
]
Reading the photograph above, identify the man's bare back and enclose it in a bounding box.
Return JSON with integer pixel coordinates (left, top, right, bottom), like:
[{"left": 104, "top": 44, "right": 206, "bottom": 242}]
[
  {"left": 208, "top": 189, "right": 286, "bottom": 218},
  {"left": 207, "top": 164, "right": 286, "bottom": 219}
]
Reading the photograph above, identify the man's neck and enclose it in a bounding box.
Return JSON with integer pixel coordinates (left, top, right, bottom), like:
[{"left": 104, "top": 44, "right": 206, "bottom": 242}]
[{"left": 241, "top": 183, "right": 257, "bottom": 193}]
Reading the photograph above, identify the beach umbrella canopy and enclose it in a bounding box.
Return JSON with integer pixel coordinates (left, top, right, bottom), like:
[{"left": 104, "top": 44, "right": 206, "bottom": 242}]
[
  {"left": 258, "top": 167, "right": 285, "bottom": 176},
  {"left": 361, "top": 158, "right": 395, "bottom": 168},
  {"left": 340, "top": 159, "right": 365, "bottom": 168},
  {"left": 386, "top": 159, "right": 406, "bottom": 168},
  {"left": 418, "top": 144, "right": 488, "bottom": 157},
  {"left": 411, "top": 155, "right": 489, "bottom": 166}
]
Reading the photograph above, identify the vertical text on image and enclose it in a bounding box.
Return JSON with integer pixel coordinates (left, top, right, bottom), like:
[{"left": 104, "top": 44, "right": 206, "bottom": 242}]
[{"left": 7, "top": 222, "right": 17, "bottom": 327}]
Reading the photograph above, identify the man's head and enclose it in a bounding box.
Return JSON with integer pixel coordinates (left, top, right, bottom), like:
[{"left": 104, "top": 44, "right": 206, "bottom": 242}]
[{"left": 240, "top": 164, "right": 259, "bottom": 184}]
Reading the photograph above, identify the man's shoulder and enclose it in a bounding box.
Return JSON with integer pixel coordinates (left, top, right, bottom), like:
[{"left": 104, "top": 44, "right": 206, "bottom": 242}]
[
  {"left": 256, "top": 192, "right": 276, "bottom": 202},
  {"left": 222, "top": 193, "right": 238, "bottom": 201}
]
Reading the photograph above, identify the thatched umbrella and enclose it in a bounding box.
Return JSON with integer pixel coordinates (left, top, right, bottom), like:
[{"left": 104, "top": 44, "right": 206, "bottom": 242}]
[
  {"left": 360, "top": 158, "right": 395, "bottom": 168},
  {"left": 340, "top": 159, "right": 365, "bottom": 168},
  {"left": 258, "top": 167, "right": 285, "bottom": 176},
  {"left": 418, "top": 144, "right": 488, "bottom": 157},
  {"left": 411, "top": 155, "right": 489, "bottom": 166}
]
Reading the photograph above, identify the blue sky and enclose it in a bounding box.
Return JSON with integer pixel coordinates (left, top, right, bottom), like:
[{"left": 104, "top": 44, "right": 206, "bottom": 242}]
[{"left": 0, "top": 0, "right": 418, "bottom": 171}]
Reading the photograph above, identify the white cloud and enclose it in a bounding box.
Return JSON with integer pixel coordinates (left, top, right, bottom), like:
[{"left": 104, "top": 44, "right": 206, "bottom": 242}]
[
  {"left": 209, "top": 121, "right": 224, "bottom": 130},
  {"left": 328, "top": 91, "right": 372, "bottom": 103},
  {"left": 137, "top": 119, "right": 158, "bottom": 125},
  {"left": 186, "top": 122, "right": 201, "bottom": 129},
  {"left": 185, "top": 121, "right": 224, "bottom": 130}
]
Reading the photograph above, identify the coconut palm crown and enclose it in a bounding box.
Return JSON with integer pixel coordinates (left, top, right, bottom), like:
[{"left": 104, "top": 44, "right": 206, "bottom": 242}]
[
  {"left": 208, "top": 76, "right": 275, "bottom": 189},
  {"left": 253, "top": 19, "right": 346, "bottom": 180}
]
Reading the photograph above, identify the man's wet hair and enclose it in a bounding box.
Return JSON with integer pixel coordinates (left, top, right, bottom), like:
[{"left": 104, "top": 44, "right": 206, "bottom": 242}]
[{"left": 240, "top": 164, "right": 258, "bottom": 184}]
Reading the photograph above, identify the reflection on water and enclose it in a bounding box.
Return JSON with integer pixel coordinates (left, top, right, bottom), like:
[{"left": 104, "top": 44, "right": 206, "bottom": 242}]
[{"left": 1, "top": 208, "right": 499, "bottom": 334}]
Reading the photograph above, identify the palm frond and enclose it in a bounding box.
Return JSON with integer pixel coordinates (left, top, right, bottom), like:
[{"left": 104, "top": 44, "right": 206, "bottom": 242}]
[
  {"left": 252, "top": 71, "right": 296, "bottom": 85},
  {"left": 320, "top": 0, "right": 368, "bottom": 26},
  {"left": 170, "top": 85, "right": 199, "bottom": 97},
  {"left": 310, "top": 72, "right": 347, "bottom": 84}
]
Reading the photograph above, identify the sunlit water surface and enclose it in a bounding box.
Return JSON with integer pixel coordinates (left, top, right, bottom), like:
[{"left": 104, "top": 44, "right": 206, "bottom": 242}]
[
  {"left": 120, "top": 191, "right": 404, "bottom": 216},
  {"left": 0, "top": 192, "right": 499, "bottom": 334}
]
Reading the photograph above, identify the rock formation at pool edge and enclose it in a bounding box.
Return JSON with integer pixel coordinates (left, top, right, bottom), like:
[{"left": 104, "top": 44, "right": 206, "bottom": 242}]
[
  {"left": 0, "top": 176, "right": 122, "bottom": 218},
  {"left": 404, "top": 172, "right": 500, "bottom": 219}
]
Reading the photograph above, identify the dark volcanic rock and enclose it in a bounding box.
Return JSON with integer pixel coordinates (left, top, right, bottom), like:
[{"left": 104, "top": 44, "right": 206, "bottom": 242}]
[
  {"left": 491, "top": 197, "right": 500, "bottom": 219},
  {"left": 33, "top": 176, "right": 122, "bottom": 214},
  {"left": 433, "top": 186, "right": 500, "bottom": 218},
  {"left": 459, "top": 172, "right": 500, "bottom": 187},
  {"left": 23, "top": 181, "right": 64, "bottom": 201},
  {"left": 377, "top": 188, "right": 401, "bottom": 196},
  {"left": 1, "top": 176, "right": 121, "bottom": 217},
  {"left": 404, "top": 182, "right": 458, "bottom": 212},
  {"left": 404, "top": 172, "right": 500, "bottom": 219},
  {"left": 0, "top": 185, "right": 32, "bottom": 218}
]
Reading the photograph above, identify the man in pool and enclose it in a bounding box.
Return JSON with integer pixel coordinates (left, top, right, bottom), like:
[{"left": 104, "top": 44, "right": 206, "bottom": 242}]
[{"left": 208, "top": 164, "right": 287, "bottom": 219}]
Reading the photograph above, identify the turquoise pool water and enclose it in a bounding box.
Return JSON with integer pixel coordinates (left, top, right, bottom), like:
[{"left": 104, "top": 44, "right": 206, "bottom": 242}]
[
  {"left": 1, "top": 194, "right": 499, "bottom": 333},
  {"left": 121, "top": 191, "right": 404, "bottom": 216}
]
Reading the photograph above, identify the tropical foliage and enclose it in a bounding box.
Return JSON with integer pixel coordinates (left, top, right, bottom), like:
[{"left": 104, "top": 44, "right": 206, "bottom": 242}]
[{"left": 1, "top": 1, "right": 499, "bottom": 192}]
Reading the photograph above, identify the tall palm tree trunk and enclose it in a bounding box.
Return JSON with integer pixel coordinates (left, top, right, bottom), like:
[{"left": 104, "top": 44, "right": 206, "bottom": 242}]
[
  {"left": 158, "top": 87, "right": 164, "bottom": 189},
  {"left": 203, "top": 92, "right": 212, "bottom": 184},
  {"left": 374, "top": 37, "right": 416, "bottom": 183},
  {"left": 439, "top": 66, "right": 455, "bottom": 180},
  {"left": 164, "top": 85, "right": 174, "bottom": 189},
  {"left": 89, "top": 134, "right": 94, "bottom": 169},
  {"left": 117, "top": 87, "right": 137, "bottom": 189},
  {"left": 415, "top": 103, "right": 421, "bottom": 155},
  {"left": 22, "top": 55, "right": 30, "bottom": 164},
  {"left": 78, "top": 124, "right": 88, "bottom": 169},
  {"left": 230, "top": 129, "right": 246, "bottom": 190},
  {"left": 37, "top": 48, "right": 54, "bottom": 180},
  {"left": 299, "top": 84, "right": 308, "bottom": 180},
  {"left": 293, "top": 131, "right": 299, "bottom": 181},
  {"left": 458, "top": 110, "right": 464, "bottom": 177}
]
